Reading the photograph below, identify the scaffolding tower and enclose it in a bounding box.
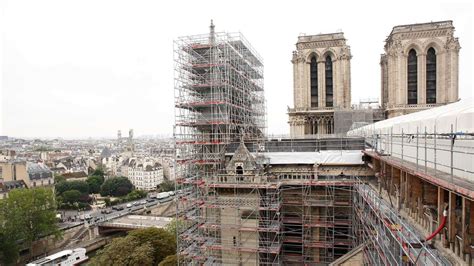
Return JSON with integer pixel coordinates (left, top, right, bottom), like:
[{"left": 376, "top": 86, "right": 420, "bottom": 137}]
[{"left": 174, "top": 21, "right": 265, "bottom": 264}]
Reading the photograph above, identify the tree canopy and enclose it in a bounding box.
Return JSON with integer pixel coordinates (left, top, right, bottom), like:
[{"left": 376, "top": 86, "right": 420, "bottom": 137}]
[
  {"left": 61, "top": 189, "right": 82, "bottom": 204},
  {"left": 159, "top": 180, "right": 175, "bottom": 192},
  {"left": 91, "top": 167, "right": 105, "bottom": 177},
  {"left": 100, "top": 176, "right": 133, "bottom": 197},
  {"left": 89, "top": 237, "right": 154, "bottom": 266},
  {"left": 90, "top": 227, "right": 176, "bottom": 266},
  {"left": 55, "top": 180, "right": 89, "bottom": 195},
  {"left": 158, "top": 255, "right": 178, "bottom": 266},
  {"left": 87, "top": 175, "right": 104, "bottom": 194},
  {"left": 0, "top": 188, "right": 60, "bottom": 264}
]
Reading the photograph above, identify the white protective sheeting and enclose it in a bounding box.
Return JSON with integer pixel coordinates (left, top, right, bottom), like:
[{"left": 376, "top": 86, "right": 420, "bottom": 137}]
[
  {"left": 348, "top": 98, "right": 474, "bottom": 135},
  {"left": 347, "top": 98, "right": 474, "bottom": 181},
  {"left": 261, "top": 150, "right": 364, "bottom": 165}
]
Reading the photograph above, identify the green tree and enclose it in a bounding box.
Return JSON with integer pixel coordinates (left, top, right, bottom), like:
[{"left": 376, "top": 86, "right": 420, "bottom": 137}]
[
  {"left": 90, "top": 228, "right": 175, "bottom": 265},
  {"left": 159, "top": 180, "right": 175, "bottom": 192},
  {"left": 55, "top": 180, "right": 89, "bottom": 195},
  {"left": 124, "top": 190, "right": 147, "bottom": 201},
  {"left": 158, "top": 255, "right": 177, "bottom": 266},
  {"left": 165, "top": 218, "right": 185, "bottom": 237},
  {"left": 0, "top": 188, "right": 60, "bottom": 263},
  {"left": 128, "top": 228, "right": 176, "bottom": 264},
  {"left": 87, "top": 175, "right": 104, "bottom": 194},
  {"left": 100, "top": 176, "right": 133, "bottom": 197},
  {"left": 61, "top": 190, "right": 82, "bottom": 204},
  {"left": 89, "top": 237, "right": 154, "bottom": 266},
  {"left": 54, "top": 174, "right": 66, "bottom": 183},
  {"left": 91, "top": 167, "right": 105, "bottom": 177}
]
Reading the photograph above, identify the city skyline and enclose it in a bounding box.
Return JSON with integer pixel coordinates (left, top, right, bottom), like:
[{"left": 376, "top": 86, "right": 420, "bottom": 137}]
[{"left": 1, "top": 0, "right": 472, "bottom": 139}]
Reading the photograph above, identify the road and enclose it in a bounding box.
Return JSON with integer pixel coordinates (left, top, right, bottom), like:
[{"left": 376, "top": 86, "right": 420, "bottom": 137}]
[{"left": 58, "top": 196, "right": 174, "bottom": 229}]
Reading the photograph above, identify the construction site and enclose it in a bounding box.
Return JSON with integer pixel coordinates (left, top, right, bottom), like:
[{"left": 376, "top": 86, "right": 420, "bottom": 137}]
[{"left": 174, "top": 22, "right": 474, "bottom": 265}]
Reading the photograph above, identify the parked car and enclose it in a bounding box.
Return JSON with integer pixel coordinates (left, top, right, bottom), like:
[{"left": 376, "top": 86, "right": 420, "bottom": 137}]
[
  {"left": 101, "top": 209, "right": 112, "bottom": 214},
  {"left": 126, "top": 203, "right": 132, "bottom": 208},
  {"left": 112, "top": 206, "right": 124, "bottom": 211}
]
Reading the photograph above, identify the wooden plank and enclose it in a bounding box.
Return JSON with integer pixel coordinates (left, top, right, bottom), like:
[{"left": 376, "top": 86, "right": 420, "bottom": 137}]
[
  {"left": 448, "top": 192, "right": 456, "bottom": 245},
  {"left": 462, "top": 198, "right": 469, "bottom": 254},
  {"left": 437, "top": 187, "right": 445, "bottom": 241}
]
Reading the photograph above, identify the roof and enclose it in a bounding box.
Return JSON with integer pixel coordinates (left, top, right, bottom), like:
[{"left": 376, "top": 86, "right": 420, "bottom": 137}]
[
  {"left": 100, "top": 147, "right": 112, "bottom": 158},
  {"left": 297, "top": 32, "right": 346, "bottom": 43},
  {"left": 390, "top": 20, "right": 453, "bottom": 35},
  {"left": 260, "top": 150, "right": 364, "bottom": 165},
  {"left": 27, "top": 162, "right": 52, "bottom": 174},
  {"left": 0, "top": 180, "right": 27, "bottom": 192}
]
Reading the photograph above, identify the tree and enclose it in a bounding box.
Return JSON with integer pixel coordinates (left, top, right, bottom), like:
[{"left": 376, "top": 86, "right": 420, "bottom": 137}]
[
  {"left": 91, "top": 167, "right": 105, "bottom": 177},
  {"left": 159, "top": 255, "right": 177, "bottom": 266},
  {"left": 89, "top": 237, "right": 154, "bottom": 266},
  {"left": 165, "top": 218, "right": 185, "bottom": 237},
  {"left": 100, "top": 176, "right": 133, "bottom": 197},
  {"left": 54, "top": 174, "right": 66, "bottom": 183},
  {"left": 87, "top": 175, "right": 104, "bottom": 194},
  {"left": 61, "top": 190, "right": 82, "bottom": 204},
  {"left": 128, "top": 228, "right": 176, "bottom": 264},
  {"left": 159, "top": 180, "right": 175, "bottom": 192},
  {"left": 55, "top": 180, "right": 89, "bottom": 195},
  {"left": 90, "top": 228, "right": 176, "bottom": 265},
  {"left": 124, "top": 190, "right": 147, "bottom": 201},
  {"left": 0, "top": 188, "right": 60, "bottom": 263}
]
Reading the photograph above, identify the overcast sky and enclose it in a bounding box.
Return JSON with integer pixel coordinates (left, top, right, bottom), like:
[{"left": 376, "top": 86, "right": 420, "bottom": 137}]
[{"left": 1, "top": 0, "right": 472, "bottom": 139}]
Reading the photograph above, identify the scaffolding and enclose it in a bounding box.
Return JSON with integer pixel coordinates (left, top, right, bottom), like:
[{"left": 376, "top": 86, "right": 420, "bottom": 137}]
[
  {"left": 277, "top": 177, "right": 355, "bottom": 265},
  {"left": 174, "top": 23, "right": 453, "bottom": 266},
  {"left": 174, "top": 22, "right": 265, "bottom": 265},
  {"left": 352, "top": 180, "right": 450, "bottom": 265}
]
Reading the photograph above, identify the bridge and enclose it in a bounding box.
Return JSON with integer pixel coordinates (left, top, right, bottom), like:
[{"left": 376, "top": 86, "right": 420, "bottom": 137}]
[{"left": 98, "top": 215, "right": 173, "bottom": 234}]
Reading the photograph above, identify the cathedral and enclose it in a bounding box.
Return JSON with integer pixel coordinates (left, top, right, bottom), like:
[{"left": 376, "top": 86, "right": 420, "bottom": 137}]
[
  {"left": 288, "top": 33, "right": 351, "bottom": 137},
  {"left": 381, "top": 21, "right": 460, "bottom": 118},
  {"left": 289, "top": 20, "right": 460, "bottom": 136}
]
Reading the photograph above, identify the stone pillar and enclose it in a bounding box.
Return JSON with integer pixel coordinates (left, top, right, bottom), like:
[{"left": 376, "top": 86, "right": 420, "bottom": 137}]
[
  {"left": 298, "top": 60, "right": 306, "bottom": 107},
  {"left": 437, "top": 51, "right": 445, "bottom": 103},
  {"left": 344, "top": 58, "right": 351, "bottom": 108},
  {"left": 398, "top": 54, "right": 406, "bottom": 105},
  {"left": 293, "top": 58, "right": 299, "bottom": 108},
  {"left": 448, "top": 49, "right": 459, "bottom": 102}
]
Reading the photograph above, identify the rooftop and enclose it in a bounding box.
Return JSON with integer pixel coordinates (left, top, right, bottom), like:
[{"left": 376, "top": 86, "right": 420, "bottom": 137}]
[
  {"left": 390, "top": 20, "right": 453, "bottom": 35},
  {"left": 297, "top": 32, "right": 345, "bottom": 43}
]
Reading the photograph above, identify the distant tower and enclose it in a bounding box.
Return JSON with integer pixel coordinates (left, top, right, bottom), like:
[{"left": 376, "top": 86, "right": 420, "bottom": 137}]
[
  {"left": 128, "top": 129, "right": 134, "bottom": 153},
  {"left": 117, "top": 130, "right": 122, "bottom": 147},
  {"left": 381, "top": 21, "right": 460, "bottom": 118},
  {"left": 288, "top": 32, "right": 352, "bottom": 137},
  {"left": 209, "top": 19, "right": 215, "bottom": 45}
]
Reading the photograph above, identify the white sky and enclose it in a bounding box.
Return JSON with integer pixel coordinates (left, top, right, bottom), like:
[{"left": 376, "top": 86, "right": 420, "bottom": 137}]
[{"left": 1, "top": 0, "right": 472, "bottom": 139}]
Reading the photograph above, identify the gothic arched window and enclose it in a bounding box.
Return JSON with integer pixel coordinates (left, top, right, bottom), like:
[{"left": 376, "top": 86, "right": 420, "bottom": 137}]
[
  {"left": 310, "top": 56, "right": 318, "bottom": 107},
  {"left": 236, "top": 165, "right": 243, "bottom": 175},
  {"left": 407, "top": 49, "right": 418, "bottom": 105},
  {"left": 325, "top": 56, "right": 333, "bottom": 107},
  {"left": 426, "top": 47, "right": 437, "bottom": 104}
]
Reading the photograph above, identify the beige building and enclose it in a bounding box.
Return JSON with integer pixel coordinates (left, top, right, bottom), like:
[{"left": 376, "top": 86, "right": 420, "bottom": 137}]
[
  {"left": 0, "top": 161, "right": 54, "bottom": 188},
  {"left": 381, "top": 21, "right": 460, "bottom": 118},
  {"left": 288, "top": 33, "right": 352, "bottom": 137}
]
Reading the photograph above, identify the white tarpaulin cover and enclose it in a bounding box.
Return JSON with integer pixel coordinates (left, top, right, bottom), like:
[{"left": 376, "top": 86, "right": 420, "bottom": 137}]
[
  {"left": 261, "top": 150, "right": 364, "bottom": 165},
  {"left": 348, "top": 98, "right": 474, "bottom": 135}
]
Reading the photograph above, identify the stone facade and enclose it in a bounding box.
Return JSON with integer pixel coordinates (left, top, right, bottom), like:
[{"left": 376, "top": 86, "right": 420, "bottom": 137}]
[
  {"left": 381, "top": 20, "right": 460, "bottom": 118},
  {"left": 288, "top": 33, "right": 352, "bottom": 137}
]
